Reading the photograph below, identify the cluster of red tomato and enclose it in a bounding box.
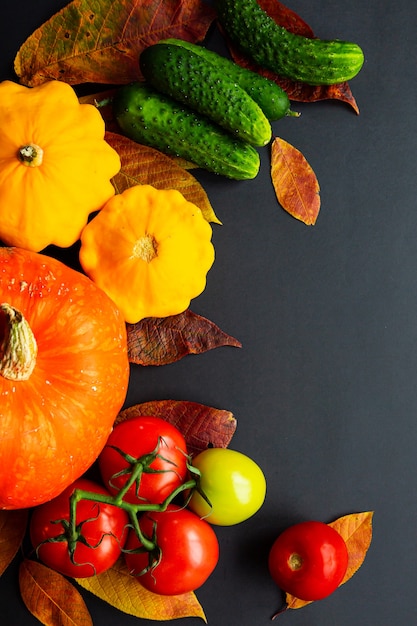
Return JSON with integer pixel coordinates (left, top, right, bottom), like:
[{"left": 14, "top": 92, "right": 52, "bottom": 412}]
[
  {"left": 29, "top": 415, "right": 267, "bottom": 596},
  {"left": 29, "top": 415, "right": 349, "bottom": 602}
]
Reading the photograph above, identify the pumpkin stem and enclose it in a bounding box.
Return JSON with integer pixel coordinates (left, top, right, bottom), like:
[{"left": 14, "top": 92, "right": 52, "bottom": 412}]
[
  {"left": 18, "top": 143, "right": 44, "bottom": 167},
  {"left": 0, "top": 303, "right": 38, "bottom": 381}
]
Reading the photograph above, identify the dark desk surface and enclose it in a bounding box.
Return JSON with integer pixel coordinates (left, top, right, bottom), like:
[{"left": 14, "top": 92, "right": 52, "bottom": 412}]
[{"left": 2, "top": 1, "right": 416, "bottom": 625}]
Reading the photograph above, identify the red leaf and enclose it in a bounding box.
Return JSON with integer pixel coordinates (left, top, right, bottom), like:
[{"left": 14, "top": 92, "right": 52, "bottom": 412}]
[
  {"left": 221, "top": 0, "right": 360, "bottom": 113},
  {"left": 116, "top": 400, "right": 237, "bottom": 454},
  {"left": 127, "top": 310, "right": 242, "bottom": 366}
]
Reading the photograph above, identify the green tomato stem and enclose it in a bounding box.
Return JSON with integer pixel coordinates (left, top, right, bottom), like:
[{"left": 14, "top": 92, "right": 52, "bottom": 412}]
[{"left": 69, "top": 477, "right": 198, "bottom": 553}]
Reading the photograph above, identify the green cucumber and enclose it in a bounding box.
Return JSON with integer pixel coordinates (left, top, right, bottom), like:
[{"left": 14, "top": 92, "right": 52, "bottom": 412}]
[
  {"left": 113, "top": 82, "right": 260, "bottom": 180},
  {"left": 215, "top": 0, "right": 365, "bottom": 86},
  {"left": 139, "top": 43, "right": 271, "bottom": 147},
  {"left": 157, "top": 38, "right": 296, "bottom": 121}
]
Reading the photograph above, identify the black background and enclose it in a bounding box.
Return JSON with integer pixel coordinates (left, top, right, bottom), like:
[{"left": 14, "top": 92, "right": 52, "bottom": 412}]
[{"left": 2, "top": 1, "right": 417, "bottom": 625}]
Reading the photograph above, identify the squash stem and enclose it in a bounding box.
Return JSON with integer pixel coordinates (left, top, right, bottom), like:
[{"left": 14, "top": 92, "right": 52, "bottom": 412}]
[
  {"left": 18, "top": 143, "right": 44, "bottom": 167},
  {"left": 0, "top": 303, "right": 38, "bottom": 381}
]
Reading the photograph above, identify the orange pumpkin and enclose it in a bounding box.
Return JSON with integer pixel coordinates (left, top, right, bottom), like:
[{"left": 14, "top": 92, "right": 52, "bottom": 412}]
[{"left": 0, "top": 247, "right": 129, "bottom": 510}]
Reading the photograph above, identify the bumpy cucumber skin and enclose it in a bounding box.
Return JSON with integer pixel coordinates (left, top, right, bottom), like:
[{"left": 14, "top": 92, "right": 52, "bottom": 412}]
[
  {"left": 160, "top": 38, "right": 292, "bottom": 121},
  {"left": 215, "top": 0, "right": 365, "bottom": 86},
  {"left": 113, "top": 82, "right": 260, "bottom": 180},
  {"left": 140, "top": 43, "right": 271, "bottom": 147}
]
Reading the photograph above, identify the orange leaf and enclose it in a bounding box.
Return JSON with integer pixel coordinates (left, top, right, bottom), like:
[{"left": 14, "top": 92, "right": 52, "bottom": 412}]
[
  {"left": 116, "top": 400, "right": 237, "bottom": 455},
  {"left": 14, "top": 0, "right": 216, "bottom": 86},
  {"left": 19, "top": 559, "right": 93, "bottom": 626},
  {"left": 0, "top": 509, "right": 28, "bottom": 576},
  {"left": 105, "top": 132, "right": 221, "bottom": 224},
  {"left": 329, "top": 511, "right": 374, "bottom": 585},
  {"left": 271, "top": 137, "right": 320, "bottom": 225},
  {"left": 285, "top": 512, "right": 374, "bottom": 610},
  {"left": 127, "top": 309, "right": 241, "bottom": 366},
  {"left": 75, "top": 558, "right": 207, "bottom": 622}
]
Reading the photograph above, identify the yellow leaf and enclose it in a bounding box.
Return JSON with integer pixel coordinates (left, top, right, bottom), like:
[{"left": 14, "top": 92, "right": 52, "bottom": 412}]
[
  {"left": 0, "top": 509, "right": 28, "bottom": 576},
  {"left": 329, "top": 511, "right": 374, "bottom": 585},
  {"left": 19, "top": 559, "right": 93, "bottom": 626},
  {"left": 271, "top": 137, "right": 320, "bottom": 225},
  {"left": 105, "top": 131, "right": 221, "bottom": 224},
  {"left": 14, "top": 0, "right": 216, "bottom": 87},
  {"left": 286, "top": 511, "right": 374, "bottom": 610},
  {"left": 75, "top": 558, "right": 207, "bottom": 622}
]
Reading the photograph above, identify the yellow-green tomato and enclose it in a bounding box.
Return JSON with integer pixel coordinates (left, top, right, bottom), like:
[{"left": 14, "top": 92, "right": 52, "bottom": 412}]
[{"left": 188, "top": 448, "right": 266, "bottom": 525}]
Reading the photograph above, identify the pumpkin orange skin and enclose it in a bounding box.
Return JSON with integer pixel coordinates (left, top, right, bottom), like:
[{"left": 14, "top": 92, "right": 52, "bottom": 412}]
[
  {"left": 0, "top": 80, "right": 121, "bottom": 252},
  {"left": 0, "top": 247, "right": 129, "bottom": 510}
]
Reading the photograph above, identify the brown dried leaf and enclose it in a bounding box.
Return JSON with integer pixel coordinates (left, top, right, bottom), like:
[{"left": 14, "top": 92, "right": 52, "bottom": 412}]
[
  {"left": 223, "top": 0, "right": 359, "bottom": 113},
  {"left": 271, "top": 137, "right": 320, "bottom": 225},
  {"left": 116, "top": 400, "right": 237, "bottom": 455},
  {"left": 14, "top": 0, "right": 216, "bottom": 86},
  {"left": 286, "top": 511, "right": 374, "bottom": 610},
  {"left": 75, "top": 557, "right": 206, "bottom": 622},
  {"left": 19, "top": 559, "right": 93, "bottom": 626},
  {"left": 0, "top": 509, "right": 28, "bottom": 576},
  {"left": 127, "top": 309, "right": 241, "bottom": 366},
  {"left": 105, "top": 132, "right": 221, "bottom": 224}
]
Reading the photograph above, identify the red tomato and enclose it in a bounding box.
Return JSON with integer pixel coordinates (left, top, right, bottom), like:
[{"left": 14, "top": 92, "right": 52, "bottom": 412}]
[
  {"left": 124, "top": 504, "right": 219, "bottom": 595},
  {"left": 268, "top": 520, "right": 349, "bottom": 601},
  {"left": 30, "top": 478, "right": 129, "bottom": 578},
  {"left": 98, "top": 416, "right": 189, "bottom": 505}
]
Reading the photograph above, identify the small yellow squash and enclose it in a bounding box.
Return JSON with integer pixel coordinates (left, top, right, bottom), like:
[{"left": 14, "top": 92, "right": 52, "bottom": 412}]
[
  {"left": 0, "top": 80, "right": 121, "bottom": 252},
  {"left": 79, "top": 185, "right": 215, "bottom": 323}
]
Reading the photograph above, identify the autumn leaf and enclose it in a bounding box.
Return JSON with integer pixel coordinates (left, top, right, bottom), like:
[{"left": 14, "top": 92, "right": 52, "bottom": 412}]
[
  {"left": 76, "top": 558, "right": 206, "bottom": 622},
  {"left": 278, "top": 79, "right": 360, "bottom": 115},
  {"left": 0, "top": 509, "right": 28, "bottom": 576},
  {"left": 19, "top": 559, "right": 93, "bottom": 626},
  {"left": 285, "top": 511, "right": 374, "bottom": 610},
  {"left": 222, "top": 0, "right": 360, "bottom": 113},
  {"left": 105, "top": 132, "right": 221, "bottom": 224},
  {"left": 116, "top": 400, "right": 237, "bottom": 455},
  {"left": 127, "top": 309, "right": 241, "bottom": 366},
  {"left": 14, "top": 0, "right": 216, "bottom": 86},
  {"left": 330, "top": 511, "right": 374, "bottom": 585},
  {"left": 271, "top": 137, "right": 320, "bottom": 225}
]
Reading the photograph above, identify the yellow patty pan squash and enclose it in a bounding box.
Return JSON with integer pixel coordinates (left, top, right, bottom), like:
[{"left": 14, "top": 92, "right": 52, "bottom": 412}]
[
  {"left": 0, "top": 80, "right": 121, "bottom": 252},
  {"left": 79, "top": 185, "right": 215, "bottom": 323}
]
